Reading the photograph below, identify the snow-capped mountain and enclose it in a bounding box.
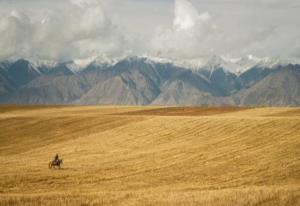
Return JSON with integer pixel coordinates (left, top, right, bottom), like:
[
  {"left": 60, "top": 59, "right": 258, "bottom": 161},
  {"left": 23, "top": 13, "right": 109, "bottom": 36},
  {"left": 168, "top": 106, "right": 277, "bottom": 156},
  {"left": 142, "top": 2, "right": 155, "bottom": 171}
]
[
  {"left": 167, "top": 55, "right": 299, "bottom": 74},
  {"left": 1, "top": 55, "right": 300, "bottom": 106},
  {"left": 65, "top": 55, "right": 121, "bottom": 73},
  {"left": 2, "top": 54, "right": 298, "bottom": 75}
]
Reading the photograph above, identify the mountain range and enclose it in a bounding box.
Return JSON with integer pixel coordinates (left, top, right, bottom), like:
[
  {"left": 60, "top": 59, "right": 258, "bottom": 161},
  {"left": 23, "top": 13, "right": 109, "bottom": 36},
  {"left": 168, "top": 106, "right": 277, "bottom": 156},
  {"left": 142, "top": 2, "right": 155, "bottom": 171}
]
[{"left": 0, "top": 56, "right": 299, "bottom": 106}]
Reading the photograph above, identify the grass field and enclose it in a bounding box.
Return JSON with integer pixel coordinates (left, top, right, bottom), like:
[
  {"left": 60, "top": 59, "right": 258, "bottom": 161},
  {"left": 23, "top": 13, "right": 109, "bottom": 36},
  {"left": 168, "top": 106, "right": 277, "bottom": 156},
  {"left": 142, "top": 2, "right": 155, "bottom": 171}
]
[{"left": 0, "top": 106, "right": 299, "bottom": 206}]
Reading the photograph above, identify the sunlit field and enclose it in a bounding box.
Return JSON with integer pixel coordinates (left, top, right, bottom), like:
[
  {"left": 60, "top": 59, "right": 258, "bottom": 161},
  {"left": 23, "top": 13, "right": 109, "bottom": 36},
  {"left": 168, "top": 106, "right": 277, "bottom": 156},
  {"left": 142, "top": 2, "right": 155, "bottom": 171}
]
[{"left": 0, "top": 106, "right": 299, "bottom": 206}]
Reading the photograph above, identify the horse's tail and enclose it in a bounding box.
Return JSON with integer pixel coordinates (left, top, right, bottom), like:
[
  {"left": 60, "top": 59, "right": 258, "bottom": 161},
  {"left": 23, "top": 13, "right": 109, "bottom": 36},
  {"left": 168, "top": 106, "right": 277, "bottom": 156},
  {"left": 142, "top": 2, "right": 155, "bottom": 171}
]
[
  {"left": 58, "top": 159, "right": 62, "bottom": 169},
  {"left": 48, "top": 161, "right": 52, "bottom": 169}
]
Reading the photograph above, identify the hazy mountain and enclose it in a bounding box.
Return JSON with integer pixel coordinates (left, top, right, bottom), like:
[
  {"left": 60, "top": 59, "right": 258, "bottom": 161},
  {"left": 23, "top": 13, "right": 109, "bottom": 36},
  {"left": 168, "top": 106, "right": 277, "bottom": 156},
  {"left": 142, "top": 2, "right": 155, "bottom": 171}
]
[
  {"left": 6, "top": 59, "right": 41, "bottom": 88},
  {"left": 0, "top": 61, "right": 14, "bottom": 96},
  {"left": 236, "top": 66, "right": 278, "bottom": 89},
  {"left": 235, "top": 65, "right": 300, "bottom": 106},
  {"left": 79, "top": 57, "right": 175, "bottom": 105},
  {"left": 1, "top": 75, "right": 91, "bottom": 104},
  {"left": 198, "top": 67, "right": 241, "bottom": 96},
  {"left": 0, "top": 56, "right": 299, "bottom": 106},
  {"left": 152, "top": 79, "right": 234, "bottom": 106},
  {"left": 78, "top": 75, "right": 152, "bottom": 105},
  {"left": 38, "top": 63, "right": 74, "bottom": 76}
]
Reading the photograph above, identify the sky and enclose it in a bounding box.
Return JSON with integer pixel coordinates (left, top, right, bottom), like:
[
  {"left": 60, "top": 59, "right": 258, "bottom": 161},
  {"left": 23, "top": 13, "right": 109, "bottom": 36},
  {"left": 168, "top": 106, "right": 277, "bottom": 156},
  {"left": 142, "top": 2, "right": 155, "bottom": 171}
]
[{"left": 0, "top": 0, "right": 299, "bottom": 61}]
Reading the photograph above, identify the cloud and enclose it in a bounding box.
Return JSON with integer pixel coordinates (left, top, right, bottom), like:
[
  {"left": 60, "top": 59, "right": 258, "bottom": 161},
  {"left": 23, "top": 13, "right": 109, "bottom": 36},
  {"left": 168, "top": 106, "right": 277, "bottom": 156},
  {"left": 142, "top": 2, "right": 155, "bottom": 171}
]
[
  {"left": 0, "top": 0, "right": 299, "bottom": 61},
  {"left": 150, "top": 0, "right": 300, "bottom": 60},
  {"left": 174, "top": 0, "right": 200, "bottom": 31},
  {"left": 0, "top": 0, "right": 127, "bottom": 61},
  {"left": 151, "top": 0, "right": 217, "bottom": 59}
]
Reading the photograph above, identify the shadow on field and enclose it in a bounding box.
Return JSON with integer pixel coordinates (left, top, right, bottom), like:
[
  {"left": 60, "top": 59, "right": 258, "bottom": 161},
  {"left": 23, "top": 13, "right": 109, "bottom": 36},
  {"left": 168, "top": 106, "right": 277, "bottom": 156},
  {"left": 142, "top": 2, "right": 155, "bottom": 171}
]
[{"left": 114, "top": 107, "right": 251, "bottom": 116}]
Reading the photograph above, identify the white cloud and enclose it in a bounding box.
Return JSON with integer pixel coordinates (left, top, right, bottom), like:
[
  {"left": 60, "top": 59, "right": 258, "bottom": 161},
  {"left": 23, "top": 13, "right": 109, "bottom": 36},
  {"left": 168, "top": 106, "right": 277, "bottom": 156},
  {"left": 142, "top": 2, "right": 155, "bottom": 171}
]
[
  {"left": 151, "top": 0, "right": 217, "bottom": 59},
  {"left": 70, "top": 0, "right": 99, "bottom": 8},
  {"left": 174, "top": 0, "right": 199, "bottom": 31},
  {"left": 0, "top": 0, "right": 299, "bottom": 61},
  {"left": 150, "top": 0, "right": 300, "bottom": 60},
  {"left": 0, "top": 0, "right": 127, "bottom": 61}
]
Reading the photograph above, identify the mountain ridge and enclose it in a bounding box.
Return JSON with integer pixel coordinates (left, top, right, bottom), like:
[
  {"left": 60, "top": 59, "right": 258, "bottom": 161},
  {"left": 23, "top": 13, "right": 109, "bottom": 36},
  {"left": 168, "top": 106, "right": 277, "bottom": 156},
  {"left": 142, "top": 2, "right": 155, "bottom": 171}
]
[{"left": 0, "top": 56, "right": 299, "bottom": 106}]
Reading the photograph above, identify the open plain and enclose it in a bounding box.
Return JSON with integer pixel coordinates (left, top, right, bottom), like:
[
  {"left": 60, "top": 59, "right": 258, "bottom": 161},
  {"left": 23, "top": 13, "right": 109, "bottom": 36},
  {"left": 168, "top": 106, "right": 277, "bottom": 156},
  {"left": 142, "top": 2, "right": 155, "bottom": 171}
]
[{"left": 0, "top": 106, "right": 299, "bottom": 206}]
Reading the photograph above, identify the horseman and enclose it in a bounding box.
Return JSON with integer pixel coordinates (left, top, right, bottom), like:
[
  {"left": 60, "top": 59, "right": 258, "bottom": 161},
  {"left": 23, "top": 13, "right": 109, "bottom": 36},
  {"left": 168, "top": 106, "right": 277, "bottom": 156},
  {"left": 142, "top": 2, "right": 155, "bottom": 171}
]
[
  {"left": 49, "top": 154, "right": 63, "bottom": 169},
  {"left": 54, "top": 153, "right": 59, "bottom": 164}
]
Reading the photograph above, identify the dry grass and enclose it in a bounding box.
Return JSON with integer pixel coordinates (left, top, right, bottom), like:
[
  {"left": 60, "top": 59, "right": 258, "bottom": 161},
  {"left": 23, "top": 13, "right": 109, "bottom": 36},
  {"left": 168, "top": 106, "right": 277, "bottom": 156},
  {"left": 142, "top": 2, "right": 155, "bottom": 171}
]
[
  {"left": 0, "top": 106, "right": 299, "bottom": 205},
  {"left": 1, "top": 187, "right": 299, "bottom": 206}
]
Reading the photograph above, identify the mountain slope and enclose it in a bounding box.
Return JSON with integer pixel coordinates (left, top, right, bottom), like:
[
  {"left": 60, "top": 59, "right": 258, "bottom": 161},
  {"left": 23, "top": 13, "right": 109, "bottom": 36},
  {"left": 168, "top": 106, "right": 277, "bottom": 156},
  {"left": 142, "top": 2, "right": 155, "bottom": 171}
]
[
  {"left": 0, "top": 57, "right": 300, "bottom": 106},
  {"left": 78, "top": 57, "right": 173, "bottom": 105},
  {"left": 1, "top": 75, "right": 93, "bottom": 104},
  {"left": 152, "top": 79, "right": 233, "bottom": 106},
  {"left": 7, "top": 59, "right": 41, "bottom": 88},
  {"left": 78, "top": 76, "right": 152, "bottom": 105},
  {"left": 236, "top": 65, "right": 300, "bottom": 106},
  {"left": 237, "top": 66, "right": 279, "bottom": 88},
  {"left": 198, "top": 67, "right": 240, "bottom": 96}
]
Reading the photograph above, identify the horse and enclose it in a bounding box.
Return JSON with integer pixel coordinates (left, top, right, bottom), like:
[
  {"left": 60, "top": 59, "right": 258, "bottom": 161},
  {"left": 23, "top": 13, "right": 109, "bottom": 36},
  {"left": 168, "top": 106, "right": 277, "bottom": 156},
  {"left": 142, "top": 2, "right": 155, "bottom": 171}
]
[{"left": 49, "top": 159, "right": 63, "bottom": 169}]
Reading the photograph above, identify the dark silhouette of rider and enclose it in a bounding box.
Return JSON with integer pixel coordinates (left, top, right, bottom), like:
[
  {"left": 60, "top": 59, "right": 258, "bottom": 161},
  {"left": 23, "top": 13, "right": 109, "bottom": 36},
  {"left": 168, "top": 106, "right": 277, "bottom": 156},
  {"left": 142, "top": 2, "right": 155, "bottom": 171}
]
[{"left": 54, "top": 154, "right": 59, "bottom": 163}]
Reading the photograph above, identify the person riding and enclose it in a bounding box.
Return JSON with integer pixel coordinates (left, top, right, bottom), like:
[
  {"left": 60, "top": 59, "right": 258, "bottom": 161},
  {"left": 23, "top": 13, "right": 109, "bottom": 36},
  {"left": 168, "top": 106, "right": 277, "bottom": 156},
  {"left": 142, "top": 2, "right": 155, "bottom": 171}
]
[{"left": 54, "top": 154, "right": 59, "bottom": 164}]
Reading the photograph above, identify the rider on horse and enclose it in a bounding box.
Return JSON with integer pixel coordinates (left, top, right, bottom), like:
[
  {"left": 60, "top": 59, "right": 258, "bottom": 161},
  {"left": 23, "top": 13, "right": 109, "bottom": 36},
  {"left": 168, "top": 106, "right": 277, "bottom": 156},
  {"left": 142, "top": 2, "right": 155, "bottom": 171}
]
[
  {"left": 54, "top": 154, "right": 59, "bottom": 164},
  {"left": 49, "top": 154, "right": 62, "bottom": 169}
]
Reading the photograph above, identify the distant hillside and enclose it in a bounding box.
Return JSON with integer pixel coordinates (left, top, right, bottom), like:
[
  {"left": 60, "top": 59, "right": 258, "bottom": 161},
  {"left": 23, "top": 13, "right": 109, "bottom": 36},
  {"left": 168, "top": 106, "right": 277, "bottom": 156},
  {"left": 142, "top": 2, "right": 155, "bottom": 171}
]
[
  {"left": 0, "top": 57, "right": 299, "bottom": 106},
  {"left": 235, "top": 65, "right": 300, "bottom": 106}
]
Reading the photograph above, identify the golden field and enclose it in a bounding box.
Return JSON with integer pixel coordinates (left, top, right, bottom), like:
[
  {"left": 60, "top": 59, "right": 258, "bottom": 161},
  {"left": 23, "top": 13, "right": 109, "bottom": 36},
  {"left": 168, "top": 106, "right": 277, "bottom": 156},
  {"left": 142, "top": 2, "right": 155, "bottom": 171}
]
[{"left": 0, "top": 106, "right": 299, "bottom": 206}]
